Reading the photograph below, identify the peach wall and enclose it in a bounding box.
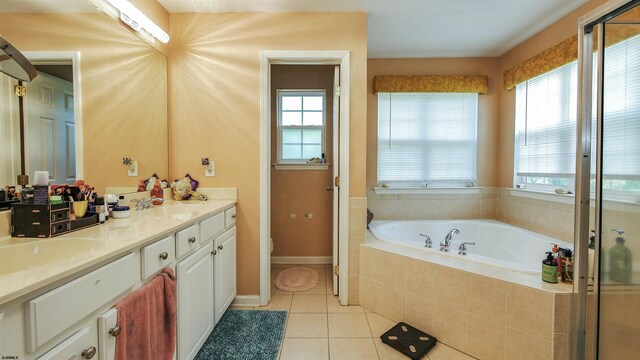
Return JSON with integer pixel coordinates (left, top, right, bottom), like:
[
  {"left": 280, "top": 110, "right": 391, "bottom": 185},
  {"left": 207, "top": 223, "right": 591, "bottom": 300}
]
[
  {"left": 496, "top": 0, "right": 608, "bottom": 186},
  {"left": 168, "top": 13, "right": 367, "bottom": 295},
  {"left": 367, "top": 58, "right": 500, "bottom": 187},
  {"left": 270, "top": 65, "right": 334, "bottom": 257},
  {"left": 0, "top": 13, "right": 168, "bottom": 194}
]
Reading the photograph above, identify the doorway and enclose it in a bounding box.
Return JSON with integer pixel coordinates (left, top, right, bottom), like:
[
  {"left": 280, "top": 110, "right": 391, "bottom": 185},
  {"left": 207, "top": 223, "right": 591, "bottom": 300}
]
[{"left": 259, "top": 51, "right": 351, "bottom": 307}]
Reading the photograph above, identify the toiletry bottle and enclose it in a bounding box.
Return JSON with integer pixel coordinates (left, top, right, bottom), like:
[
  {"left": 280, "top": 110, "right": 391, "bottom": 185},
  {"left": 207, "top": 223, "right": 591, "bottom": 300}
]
[
  {"left": 609, "top": 229, "right": 632, "bottom": 283},
  {"left": 151, "top": 179, "right": 163, "bottom": 205},
  {"left": 561, "top": 249, "right": 574, "bottom": 284},
  {"left": 588, "top": 230, "right": 596, "bottom": 284},
  {"left": 542, "top": 252, "right": 558, "bottom": 283},
  {"left": 95, "top": 196, "right": 106, "bottom": 224},
  {"left": 552, "top": 244, "right": 562, "bottom": 277}
]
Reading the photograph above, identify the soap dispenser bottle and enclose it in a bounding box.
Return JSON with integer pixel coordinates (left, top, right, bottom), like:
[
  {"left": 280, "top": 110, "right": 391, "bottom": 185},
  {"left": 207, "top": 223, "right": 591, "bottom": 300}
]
[
  {"left": 609, "top": 229, "right": 632, "bottom": 283},
  {"left": 151, "top": 179, "right": 164, "bottom": 205},
  {"left": 542, "top": 251, "right": 558, "bottom": 283}
]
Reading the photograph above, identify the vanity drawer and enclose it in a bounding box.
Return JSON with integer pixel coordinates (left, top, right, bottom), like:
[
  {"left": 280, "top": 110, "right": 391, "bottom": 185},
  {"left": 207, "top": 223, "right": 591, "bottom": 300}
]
[
  {"left": 141, "top": 235, "right": 175, "bottom": 279},
  {"left": 201, "top": 212, "right": 224, "bottom": 242},
  {"left": 176, "top": 224, "right": 199, "bottom": 258},
  {"left": 37, "top": 326, "right": 97, "bottom": 360},
  {"left": 224, "top": 207, "right": 236, "bottom": 229},
  {"left": 26, "top": 253, "right": 137, "bottom": 352}
]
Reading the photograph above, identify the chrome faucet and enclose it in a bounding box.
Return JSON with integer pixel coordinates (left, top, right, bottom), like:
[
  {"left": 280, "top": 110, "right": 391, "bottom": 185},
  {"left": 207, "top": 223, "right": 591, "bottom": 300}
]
[
  {"left": 440, "top": 228, "right": 460, "bottom": 252},
  {"left": 458, "top": 242, "right": 475, "bottom": 255},
  {"left": 419, "top": 233, "right": 432, "bottom": 248},
  {"left": 130, "top": 198, "right": 164, "bottom": 210}
]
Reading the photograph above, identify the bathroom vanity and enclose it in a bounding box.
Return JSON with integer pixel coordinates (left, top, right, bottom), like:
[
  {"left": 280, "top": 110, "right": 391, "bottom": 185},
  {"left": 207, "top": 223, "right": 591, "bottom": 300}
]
[{"left": 0, "top": 197, "right": 237, "bottom": 360}]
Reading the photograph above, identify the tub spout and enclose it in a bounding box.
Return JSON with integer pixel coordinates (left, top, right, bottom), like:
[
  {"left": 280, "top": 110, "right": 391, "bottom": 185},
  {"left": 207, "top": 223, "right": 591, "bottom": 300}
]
[{"left": 440, "top": 228, "right": 461, "bottom": 252}]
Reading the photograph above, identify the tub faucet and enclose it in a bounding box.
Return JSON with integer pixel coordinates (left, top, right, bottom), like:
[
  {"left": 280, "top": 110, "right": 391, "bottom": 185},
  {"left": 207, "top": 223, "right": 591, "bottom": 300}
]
[
  {"left": 458, "top": 242, "right": 475, "bottom": 255},
  {"left": 131, "top": 198, "right": 164, "bottom": 210},
  {"left": 440, "top": 228, "right": 460, "bottom": 252},
  {"left": 419, "top": 234, "right": 432, "bottom": 248}
]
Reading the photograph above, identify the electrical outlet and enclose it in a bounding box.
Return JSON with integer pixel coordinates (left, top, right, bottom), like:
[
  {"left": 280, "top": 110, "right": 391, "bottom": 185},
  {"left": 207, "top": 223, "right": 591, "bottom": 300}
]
[
  {"left": 205, "top": 160, "right": 215, "bottom": 177},
  {"left": 127, "top": 161, "right": 138, "bottom": 177}
]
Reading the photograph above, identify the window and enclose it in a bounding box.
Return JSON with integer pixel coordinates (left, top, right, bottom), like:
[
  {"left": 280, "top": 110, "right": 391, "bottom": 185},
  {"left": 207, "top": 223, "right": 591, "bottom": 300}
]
[
  {"left": 377, "top": 92, "right": 478, "bottom": 186},
  {"left": 515, "top": 33, "right": 640, "bottom": 196},
  {"left": 277, "top": 90, "right": 325, "bottom": 163},
  {"left": 514, "top": 62, "right": 578, "bottom": 190}
]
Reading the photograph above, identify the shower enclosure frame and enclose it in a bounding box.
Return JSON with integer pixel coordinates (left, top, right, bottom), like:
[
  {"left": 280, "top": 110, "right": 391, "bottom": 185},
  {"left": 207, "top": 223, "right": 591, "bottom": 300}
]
[{"left": 574, "top": 0, "right": 640, "bottom": 358}]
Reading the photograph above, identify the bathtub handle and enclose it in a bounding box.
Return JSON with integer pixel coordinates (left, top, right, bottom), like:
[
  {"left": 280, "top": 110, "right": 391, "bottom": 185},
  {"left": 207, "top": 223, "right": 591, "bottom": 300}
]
[
  {"left": 419, "top": 233, "right": 432, "bottom": 248},
  {"left": 458, "top": 242, "right": 476, "bottom": 256}
]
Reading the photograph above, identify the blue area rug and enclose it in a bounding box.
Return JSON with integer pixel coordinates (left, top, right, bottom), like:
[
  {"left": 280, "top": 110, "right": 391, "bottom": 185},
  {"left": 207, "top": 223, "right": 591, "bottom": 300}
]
[{"left": 194, "top": 310, "right": 288, "bottom": 360}]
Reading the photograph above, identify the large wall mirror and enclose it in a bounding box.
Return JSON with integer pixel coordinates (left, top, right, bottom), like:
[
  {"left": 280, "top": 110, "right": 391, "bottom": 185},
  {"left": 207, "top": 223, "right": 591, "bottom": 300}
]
[{"left": 0, "top": 0, "right": 168, "bottom": 196}]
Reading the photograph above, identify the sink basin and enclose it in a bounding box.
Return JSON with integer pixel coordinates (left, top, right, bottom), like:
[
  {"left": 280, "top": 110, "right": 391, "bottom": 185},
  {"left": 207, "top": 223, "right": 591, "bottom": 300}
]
[{"left": 0, "top": 238, "right": 100, "bottom": 276}]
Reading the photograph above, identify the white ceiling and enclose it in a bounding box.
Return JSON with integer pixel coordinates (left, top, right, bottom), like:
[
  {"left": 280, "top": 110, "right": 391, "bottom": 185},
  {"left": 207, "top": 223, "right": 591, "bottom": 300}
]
[
  {"left": 1, "top": 0, "right": 591, "bottom": 57},
  {"left": 157, "top": 0, "right": 591, "bottom": 58}
]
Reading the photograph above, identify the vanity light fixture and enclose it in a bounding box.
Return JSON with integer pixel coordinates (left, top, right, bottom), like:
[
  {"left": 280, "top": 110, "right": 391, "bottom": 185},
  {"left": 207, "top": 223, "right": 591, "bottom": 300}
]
[{"left": 86, "top": 0, "right": 170, "bottom": 44}]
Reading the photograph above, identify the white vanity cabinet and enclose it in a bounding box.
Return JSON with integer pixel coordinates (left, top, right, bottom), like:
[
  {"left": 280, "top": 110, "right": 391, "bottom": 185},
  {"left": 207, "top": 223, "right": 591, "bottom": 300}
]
[
  {"left": 176, "top": 242, "right": 214, "bottom": 360},
  {"left": 214, "top": 227, "right": 237, "bottom": 324}
]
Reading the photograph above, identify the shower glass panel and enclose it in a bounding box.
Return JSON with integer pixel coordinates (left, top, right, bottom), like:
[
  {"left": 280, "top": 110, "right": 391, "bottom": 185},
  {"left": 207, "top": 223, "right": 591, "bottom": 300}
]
[{"left": 576, "top": 1, "right": 640, "bottom": 359}]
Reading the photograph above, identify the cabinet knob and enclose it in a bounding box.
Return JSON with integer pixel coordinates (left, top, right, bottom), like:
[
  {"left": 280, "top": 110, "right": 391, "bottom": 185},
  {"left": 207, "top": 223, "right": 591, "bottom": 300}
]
[
  {"left": 189, "top": 236, "right": 197, "bottom": 243},
  {"left": 218, "top": 244, "right": 224, "bottom": 251},
  {"left": 108, "top": 324, "right": 121, "bottom": 337},
  {"left": 212, "top": 250, "right": 217, "bottom": 255},
  {"left": 231, "top": 214, "right": 236, "bottom": 219},
  {"left": 81, "top": 346, "right": 97, "bottom": 359},
  {"left": 159, "top": 252, "right": 169, "bottom": 260}
]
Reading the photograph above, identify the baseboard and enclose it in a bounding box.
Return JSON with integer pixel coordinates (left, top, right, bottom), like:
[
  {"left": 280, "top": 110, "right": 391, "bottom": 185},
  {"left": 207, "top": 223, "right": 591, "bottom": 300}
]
[
  {"left": 270, "top": 256, "right": 332, "bottom": 264},
  {"left": 231, "top": 295, "right": 260, "bottom": 307}
]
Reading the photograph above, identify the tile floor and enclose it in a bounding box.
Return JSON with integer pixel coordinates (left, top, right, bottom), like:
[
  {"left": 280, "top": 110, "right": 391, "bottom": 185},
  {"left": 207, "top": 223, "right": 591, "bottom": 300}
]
[{"left": 230, "top": 264, "right": 476, "bottom": 360}]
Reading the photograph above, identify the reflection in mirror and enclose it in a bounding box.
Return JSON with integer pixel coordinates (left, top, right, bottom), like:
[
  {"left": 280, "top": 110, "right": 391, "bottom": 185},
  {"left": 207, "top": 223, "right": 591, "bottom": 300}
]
[
  {"left": 0, "top": 35, "right": 37, "bottom": 82},
  {"left": 0, "top": 0, "right": 168, "bottom": 196}
]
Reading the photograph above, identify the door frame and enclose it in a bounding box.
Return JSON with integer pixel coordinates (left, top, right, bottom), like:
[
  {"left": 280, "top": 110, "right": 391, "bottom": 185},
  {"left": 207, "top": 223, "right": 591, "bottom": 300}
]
[
  {"left": 22, "top": 51, "right": 84, "bottom": 180},
  {"left": 259, "top": 50, "right": 350, "bottom": 306}
]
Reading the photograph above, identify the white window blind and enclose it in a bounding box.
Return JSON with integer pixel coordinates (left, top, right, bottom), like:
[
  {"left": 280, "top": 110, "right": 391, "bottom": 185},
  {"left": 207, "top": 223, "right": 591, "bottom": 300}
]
[
  {"left": 601, "top": 33, "right": 640, "bottom": 183},
  {"left": 377, "top": 92, "right": 478, "bottom": 185},
  {"left": 515, "top": 33, "right": 640, "bottom": 193},
  {"left": 515, "top": 62, "right": 578, "bottom": 186}
]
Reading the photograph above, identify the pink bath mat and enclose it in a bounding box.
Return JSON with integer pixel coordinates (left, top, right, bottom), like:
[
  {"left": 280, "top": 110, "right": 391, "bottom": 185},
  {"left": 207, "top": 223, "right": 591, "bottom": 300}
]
[{"left": 274, "top": 267, "right": 319, "bottom": 292}]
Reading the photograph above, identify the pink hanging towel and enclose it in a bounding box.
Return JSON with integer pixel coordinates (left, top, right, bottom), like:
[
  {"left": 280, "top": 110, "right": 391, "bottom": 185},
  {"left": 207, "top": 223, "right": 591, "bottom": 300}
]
[{"left": 115, "top": 268, "right": 177, "bottom": 360}]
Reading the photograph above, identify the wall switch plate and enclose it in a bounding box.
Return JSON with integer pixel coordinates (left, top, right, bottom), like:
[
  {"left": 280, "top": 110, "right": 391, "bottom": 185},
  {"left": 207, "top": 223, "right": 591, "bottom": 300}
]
[
  {"left": 127, "top": 161, "right": 138, "bottom": 177},
  {"left": 205, "top": 161, "right": 215, "bottom": 177}
]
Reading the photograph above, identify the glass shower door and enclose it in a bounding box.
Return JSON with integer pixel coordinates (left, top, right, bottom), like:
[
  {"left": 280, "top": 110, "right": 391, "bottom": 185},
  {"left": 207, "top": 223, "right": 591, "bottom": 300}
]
[
  {"left": 597, "top": 8, "right": 640, "bottom": 359},
  {"left": 576, "top": 1, "right": 640, "bottom": 358}
]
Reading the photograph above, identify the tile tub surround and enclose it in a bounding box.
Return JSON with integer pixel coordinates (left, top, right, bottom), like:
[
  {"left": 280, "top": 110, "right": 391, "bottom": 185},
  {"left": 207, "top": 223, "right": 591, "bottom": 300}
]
[
  {"left": 359, "top": 243, "right": 572, "bottom": 360},
  {"left": 366, "top": 187, "right": 497, "bottom": 221}
]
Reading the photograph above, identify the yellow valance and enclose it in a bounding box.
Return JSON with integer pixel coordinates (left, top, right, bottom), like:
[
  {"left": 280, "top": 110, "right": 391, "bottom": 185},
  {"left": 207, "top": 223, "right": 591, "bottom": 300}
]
[
  {"left": 373, "top": 75, "right": 489, "bottom": 94},
  {"left": 504, "top": 17, "right": 640, "bottom": 90},
  {"left": 503, "top": 36, "right": 578, "bottom": 90}
]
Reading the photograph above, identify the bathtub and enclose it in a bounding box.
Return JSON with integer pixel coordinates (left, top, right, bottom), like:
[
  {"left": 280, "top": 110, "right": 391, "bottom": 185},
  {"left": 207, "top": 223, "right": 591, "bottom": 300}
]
[{"left": 367, "top": 219, "right": 572, "bottom": 274}]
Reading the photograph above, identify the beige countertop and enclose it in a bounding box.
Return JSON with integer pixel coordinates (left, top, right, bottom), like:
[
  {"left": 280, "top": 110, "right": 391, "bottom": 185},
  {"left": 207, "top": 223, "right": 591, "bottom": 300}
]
[{"left": 0, "top": 199, "right": 236, "bottom": 306}]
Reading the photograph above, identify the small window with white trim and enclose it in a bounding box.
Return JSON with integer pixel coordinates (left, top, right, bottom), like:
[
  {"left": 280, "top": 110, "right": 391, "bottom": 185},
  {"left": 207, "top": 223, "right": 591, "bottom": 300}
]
[{"left": 277, "top": 90, "right": 326, "bottom": 164}]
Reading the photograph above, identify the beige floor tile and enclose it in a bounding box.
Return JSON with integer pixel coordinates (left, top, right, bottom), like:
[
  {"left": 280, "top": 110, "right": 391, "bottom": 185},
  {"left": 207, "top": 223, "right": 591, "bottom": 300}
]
[
  {"left": 228, "top": 306, "right": 254, "bottom": 310},
  {"left": 279, "top": 338, "right": 329, "bottom": 360},
  {"left": 427, "top": 342, "right": 475, "bottom": 360},
  {"left": 366, "top": 311, "right": 397, "bottom": 337},
  {"left": 328, "top": 313, "right": 372, "bottom": 337},
  {"left": 373, "top": 338, "right": 407, "bottom": 360},
  {"left": 291, "top": 294, "right": 328, "bottom": 313},
  {"left": 326, "top": 276, "right": 335, "bottom": 294},
  {"left": 258, "top": 294, "right": 292, "bottom": 311},
  {"left": 295, "top": 280, "right": 328, "bottom": 295},
  {"left": 285, "top": 314, "right": 328, "bottom": 338},
  {"left": 329, "top": 338, "right": 379, "bottom": 360},
  {"left": 272, "top": 282, "right": 293, "bottom": 295},
  {"left": 327, "top": 295, "right": 364, "bottom": 314}
]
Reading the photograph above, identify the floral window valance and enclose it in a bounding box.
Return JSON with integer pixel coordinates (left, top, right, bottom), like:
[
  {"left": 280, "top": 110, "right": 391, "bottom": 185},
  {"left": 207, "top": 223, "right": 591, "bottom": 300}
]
[{"left": 373, "top": 75, "right": 489, "bottom": 94}]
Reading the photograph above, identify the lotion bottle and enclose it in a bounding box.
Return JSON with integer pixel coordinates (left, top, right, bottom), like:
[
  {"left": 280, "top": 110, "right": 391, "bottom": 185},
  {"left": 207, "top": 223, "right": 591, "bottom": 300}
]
[
  {"left": 609, "top": 229, "right": 632, "bottom": 283},
  {"left": 542, "top": 252, "right": 558, "bottom": 283}
]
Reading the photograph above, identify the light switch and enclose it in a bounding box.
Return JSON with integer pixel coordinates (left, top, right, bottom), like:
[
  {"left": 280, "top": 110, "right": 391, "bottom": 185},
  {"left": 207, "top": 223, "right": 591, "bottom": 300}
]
[
  {"left": 205, "top": 160, "right": 215, "bottom": 177},
  {"left": 127, "top": 161, "right": 138, "bottom": 177}
]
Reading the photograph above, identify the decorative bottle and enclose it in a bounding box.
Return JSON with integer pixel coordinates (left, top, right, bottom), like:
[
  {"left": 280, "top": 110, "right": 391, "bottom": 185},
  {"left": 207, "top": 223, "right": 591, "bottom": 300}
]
[
  {"left": 609, "top": 229, "right": 632, "bottom": 283},
  {"left": 151, "top": 179, "right": 164, "bottom": 205}
]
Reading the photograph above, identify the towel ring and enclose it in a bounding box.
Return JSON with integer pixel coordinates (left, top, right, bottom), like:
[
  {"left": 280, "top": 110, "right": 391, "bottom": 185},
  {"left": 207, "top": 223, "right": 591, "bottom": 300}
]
[{"left": 109, "top": 324, "right": 121, "bottom": 337}]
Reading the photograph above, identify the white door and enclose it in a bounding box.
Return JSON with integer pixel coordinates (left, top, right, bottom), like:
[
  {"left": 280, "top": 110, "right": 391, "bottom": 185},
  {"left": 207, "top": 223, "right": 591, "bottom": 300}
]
[
  {"left": 332, "top": 66, "right": 340, "bottom": 295},
  {"left": 177, "top": 242, "right": 214, "bottom": 360},
  {"left": 214, "top": 227, "right": 237, "bottom": 324},
  {"left": 24, "top": 71, "right": 75, "bottom": 184}
]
